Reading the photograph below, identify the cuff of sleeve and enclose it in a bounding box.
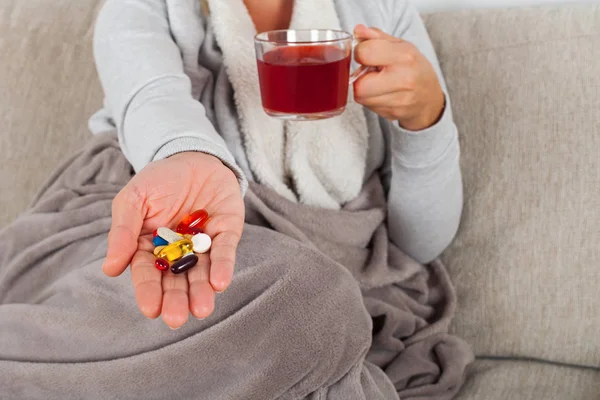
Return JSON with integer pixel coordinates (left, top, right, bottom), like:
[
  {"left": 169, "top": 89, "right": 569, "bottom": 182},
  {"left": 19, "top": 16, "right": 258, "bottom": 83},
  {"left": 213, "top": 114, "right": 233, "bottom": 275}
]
[
  {"left": 391, "top": 94, "right": 458, "bottom": 168},
  {"left": 153, "top": 136, "right": 249, "bottom": 196}
]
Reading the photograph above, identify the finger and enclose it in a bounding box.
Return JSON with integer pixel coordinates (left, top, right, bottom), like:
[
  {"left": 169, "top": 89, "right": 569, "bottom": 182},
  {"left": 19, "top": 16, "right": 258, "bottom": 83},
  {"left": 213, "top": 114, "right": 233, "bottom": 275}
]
[
  {"left": 103, "top": 185, "right": 145, "bottom": 277},
  {"left": 355, "top": 91, "right": 400, "bottom": 108},
  {"left": 354, "top": 66, "right": 413, "bottom": 100},
  {"left": 131, "top": 244, "right": 163, "bottom": 319},
  {"left": 356, "top": 89, "right": 421, "bottom": 121},
  {"left": 353, "top": 24, "right": 400, "bottom": 42},
  {"left": 202, "top": 213, "right": 243, "bottom": 292},
  {"left": 358, "top": 104, "right": 398, "bottom": 121},
  {"left": 354, "top": 70, "right": 396, "bottom": 100},
  {"left": 355, "top": 39, "right": 416, "bottom": 68},
  {"left": 187, "top": 253, "right": 215, "bottom": 319},
  {"left": 208, "top": 230, "right": 240, "bottom": 292},
  {"left": 161, "top": 270, "right": 190, "bottom": 329},
  {"left": 355, "top": 74, "right": 417, "bottom": 108},
  {"left": 354, "top": 24, "right": 380, "bottom": 40}
]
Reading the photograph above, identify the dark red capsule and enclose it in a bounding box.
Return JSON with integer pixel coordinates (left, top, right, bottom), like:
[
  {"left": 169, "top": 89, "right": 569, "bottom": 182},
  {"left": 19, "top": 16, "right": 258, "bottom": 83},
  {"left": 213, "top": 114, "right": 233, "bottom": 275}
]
[
  {"left": 170, "top": 253, "right": 199, "bottom": 274},
  {"left": 176, "top": 209, "right": 209, "bottom": 235},
  {"left": 153, "top": 229, "right": 158, "bottom": 238},
  {"left": 155, "top": 257, "right": 170, "bottom": 271}
]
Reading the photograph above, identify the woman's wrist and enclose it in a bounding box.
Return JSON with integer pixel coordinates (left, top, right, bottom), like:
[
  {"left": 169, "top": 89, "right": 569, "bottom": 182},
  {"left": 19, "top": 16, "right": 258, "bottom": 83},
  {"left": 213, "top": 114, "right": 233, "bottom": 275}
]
[{"left": 397, "top": 89, "right": 446, "bottom": 132}]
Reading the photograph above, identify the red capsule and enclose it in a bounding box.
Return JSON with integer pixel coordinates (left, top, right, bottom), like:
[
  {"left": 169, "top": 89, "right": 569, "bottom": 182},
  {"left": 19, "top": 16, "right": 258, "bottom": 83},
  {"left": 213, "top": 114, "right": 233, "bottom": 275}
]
[
  {"left": 153, "top": 229, "right": 158, "bottom": 238},
  {"left": 155, "top": 257, "right": 170, "bottom": 271},
  {"left": 176, "top": 209, "right": 209, "bottom": 235}
]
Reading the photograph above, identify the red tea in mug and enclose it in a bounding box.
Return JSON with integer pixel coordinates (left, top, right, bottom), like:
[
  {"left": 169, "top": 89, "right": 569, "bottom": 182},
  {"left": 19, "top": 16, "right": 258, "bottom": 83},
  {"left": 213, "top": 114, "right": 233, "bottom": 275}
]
[{"left": 256, "top": 45, "right": 351, "bottom": 115}]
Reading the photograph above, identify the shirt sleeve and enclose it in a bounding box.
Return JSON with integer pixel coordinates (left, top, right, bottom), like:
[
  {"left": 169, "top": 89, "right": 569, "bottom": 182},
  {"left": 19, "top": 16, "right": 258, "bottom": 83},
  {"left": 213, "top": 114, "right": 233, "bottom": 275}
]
[
  {"left": 380, "top": 1, "right": 463, "bottom": 263},
  {"left": 93, "top": 0, "right": 247, "bottom": 194}
]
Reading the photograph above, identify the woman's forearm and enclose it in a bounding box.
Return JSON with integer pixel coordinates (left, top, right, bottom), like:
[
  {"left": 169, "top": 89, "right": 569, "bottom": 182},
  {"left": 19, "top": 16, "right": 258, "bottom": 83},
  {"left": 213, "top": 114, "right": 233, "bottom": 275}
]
[
  {"left": 382, "top": 1, "right": 463, "bottom": 262},
  {"left": 93, "top": 0, "right": 246, "bottom": 191}
]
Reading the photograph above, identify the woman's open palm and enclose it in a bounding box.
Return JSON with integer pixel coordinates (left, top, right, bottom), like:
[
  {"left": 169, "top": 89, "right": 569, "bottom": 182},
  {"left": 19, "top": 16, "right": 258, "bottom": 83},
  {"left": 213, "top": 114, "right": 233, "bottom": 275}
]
[{"left": 102, "top": 152, "right": 244, "bottom": 329}]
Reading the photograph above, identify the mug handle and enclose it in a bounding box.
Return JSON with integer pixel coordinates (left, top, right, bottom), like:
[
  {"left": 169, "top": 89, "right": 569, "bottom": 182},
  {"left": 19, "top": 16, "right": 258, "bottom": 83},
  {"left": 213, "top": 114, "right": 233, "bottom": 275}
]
[{"left": 349, "top": 37, "right": 375, "bottom": 84}]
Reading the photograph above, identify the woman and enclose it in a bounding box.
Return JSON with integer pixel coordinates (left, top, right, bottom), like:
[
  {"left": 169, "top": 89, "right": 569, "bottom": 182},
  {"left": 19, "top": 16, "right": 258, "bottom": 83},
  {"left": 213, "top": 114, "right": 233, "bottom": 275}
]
[
  {"left": 94, "top": 0, "right": 462, "bottom": 330},
  {"left": 0, "top": 0, "right": 471, "bottom": 398}
]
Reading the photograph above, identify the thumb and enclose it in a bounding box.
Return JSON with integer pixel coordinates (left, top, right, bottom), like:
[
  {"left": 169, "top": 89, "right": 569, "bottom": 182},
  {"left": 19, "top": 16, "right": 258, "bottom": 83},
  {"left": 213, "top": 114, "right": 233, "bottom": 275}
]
[
  {"left": 353, "top": 24, "right": 399, "bottom": 42},
  {"left": 102, "top": 185, "right": 145, "bottom": 277},
  {"left": 353, "top": 24, "right": 381, "bottom": 40}
]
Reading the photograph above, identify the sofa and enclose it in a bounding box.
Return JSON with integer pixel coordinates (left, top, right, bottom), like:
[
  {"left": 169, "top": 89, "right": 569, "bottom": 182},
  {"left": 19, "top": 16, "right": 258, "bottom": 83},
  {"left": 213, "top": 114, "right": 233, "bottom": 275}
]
[
  {"left": 413, "top": 0, "right": 600, "bottom": 13},
  {"left": 1, "top": 1, "right": 598, "bottom": 399}
]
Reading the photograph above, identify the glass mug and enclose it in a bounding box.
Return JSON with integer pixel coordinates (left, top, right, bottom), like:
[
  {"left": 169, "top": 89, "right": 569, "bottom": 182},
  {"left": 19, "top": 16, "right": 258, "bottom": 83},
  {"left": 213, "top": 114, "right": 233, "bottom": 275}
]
[{"left": 254, "top": 29, "right": 372, "bottom": 121}]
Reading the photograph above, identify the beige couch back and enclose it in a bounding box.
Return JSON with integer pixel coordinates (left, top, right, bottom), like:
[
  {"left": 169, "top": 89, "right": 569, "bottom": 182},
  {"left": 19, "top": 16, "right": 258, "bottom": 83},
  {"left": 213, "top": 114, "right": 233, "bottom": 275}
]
[
  {"left": 0, "top": 0, "right": 104, "bottom": 226},
  {"left": 424, "top": 5, "right": 600, "bottom": 367}
]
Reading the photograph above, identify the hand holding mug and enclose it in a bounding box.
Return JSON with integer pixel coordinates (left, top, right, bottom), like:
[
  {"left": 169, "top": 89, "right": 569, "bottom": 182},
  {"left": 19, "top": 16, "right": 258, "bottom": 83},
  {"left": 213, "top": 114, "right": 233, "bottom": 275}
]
[
  {"left": 353, "top": 24, "right": 445, "bottom": 131},
  {"left": 255, "top": 29, "right": 363, "bottom": 121}
]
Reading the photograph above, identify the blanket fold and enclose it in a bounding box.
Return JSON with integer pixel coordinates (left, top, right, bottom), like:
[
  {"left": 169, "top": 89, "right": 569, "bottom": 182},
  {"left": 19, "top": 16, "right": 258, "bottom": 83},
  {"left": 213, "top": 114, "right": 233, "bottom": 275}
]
[{"left": 0, "top": 133, "right": 473, "bottom": 399}]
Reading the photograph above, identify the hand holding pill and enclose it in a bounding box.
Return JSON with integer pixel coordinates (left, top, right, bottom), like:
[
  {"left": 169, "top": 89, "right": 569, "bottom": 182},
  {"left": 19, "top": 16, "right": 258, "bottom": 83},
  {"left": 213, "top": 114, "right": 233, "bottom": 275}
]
[{"left": 101, "top": 151, "right": 245, "bottom": 329}]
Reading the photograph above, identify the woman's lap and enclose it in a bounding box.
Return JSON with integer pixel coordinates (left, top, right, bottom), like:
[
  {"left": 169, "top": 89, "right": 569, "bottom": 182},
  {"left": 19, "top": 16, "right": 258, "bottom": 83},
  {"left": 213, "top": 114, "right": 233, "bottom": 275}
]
[
  {"left": 0, "top": 133, "right": 470, "bottom": 399},
  {"left": 0, "top": 203, "right": 378, "bottom": 398}
]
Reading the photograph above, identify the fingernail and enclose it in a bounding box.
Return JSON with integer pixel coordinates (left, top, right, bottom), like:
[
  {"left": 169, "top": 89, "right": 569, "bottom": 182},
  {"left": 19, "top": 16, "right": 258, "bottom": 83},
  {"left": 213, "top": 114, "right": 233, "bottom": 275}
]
[{"left": 169, "top": 326, "right": 181, "bottom": 331}]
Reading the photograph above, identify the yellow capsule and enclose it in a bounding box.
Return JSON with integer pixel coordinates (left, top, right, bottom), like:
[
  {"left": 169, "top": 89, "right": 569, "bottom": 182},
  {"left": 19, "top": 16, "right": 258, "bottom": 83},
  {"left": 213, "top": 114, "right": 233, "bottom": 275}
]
[
  {"left": 157, "top": 239, "right": 194, "bottom": 262},
  {"left": 153, "top": 245, "right": 166, "bottom": 256}
]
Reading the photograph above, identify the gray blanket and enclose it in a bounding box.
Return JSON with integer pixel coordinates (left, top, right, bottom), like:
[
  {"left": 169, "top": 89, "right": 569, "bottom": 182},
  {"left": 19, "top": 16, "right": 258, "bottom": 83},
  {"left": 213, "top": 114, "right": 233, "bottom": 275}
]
[{"left": 0, "top": 133, "right": 473, "bottom": 399}]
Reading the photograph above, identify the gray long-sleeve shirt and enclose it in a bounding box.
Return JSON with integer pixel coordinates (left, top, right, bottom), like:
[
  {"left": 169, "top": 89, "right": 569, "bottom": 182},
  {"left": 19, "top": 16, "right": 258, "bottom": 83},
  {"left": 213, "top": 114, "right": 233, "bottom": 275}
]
[{"left": 90, "top": 0, "right": 462, "bottom": 263}]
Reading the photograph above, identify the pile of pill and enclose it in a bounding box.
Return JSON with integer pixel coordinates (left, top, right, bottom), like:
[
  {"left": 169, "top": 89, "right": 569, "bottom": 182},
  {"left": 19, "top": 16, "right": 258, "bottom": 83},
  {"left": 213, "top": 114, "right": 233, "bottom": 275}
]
[{"left": 152, "top": 209, "right": 212, "bottom": 274}]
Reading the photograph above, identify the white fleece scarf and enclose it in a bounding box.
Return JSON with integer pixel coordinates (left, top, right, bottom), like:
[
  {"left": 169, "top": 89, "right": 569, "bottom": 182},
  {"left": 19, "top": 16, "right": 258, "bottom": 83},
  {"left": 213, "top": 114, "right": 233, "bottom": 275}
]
[{"left": 208, "top": 0, "right": 369, "bottom": 209}]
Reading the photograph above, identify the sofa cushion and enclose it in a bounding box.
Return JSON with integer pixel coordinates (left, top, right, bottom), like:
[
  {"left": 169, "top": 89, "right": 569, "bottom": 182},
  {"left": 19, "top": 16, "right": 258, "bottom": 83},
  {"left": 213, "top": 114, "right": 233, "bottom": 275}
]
[
  {"left": 424, "top": 5, "right": 600, "bottom": 368},
  {"left": 0, "top": 0, "right": 104, "bottom": 227},
  {"left": 456, "top": 360, "right": 600, "bottom": 400}
]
